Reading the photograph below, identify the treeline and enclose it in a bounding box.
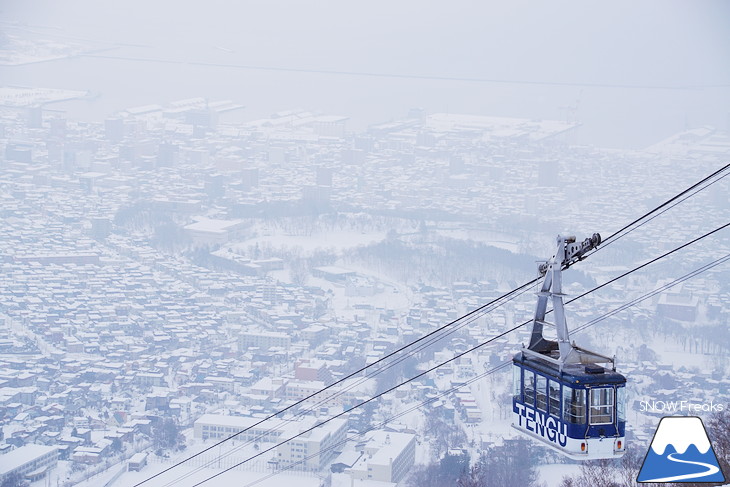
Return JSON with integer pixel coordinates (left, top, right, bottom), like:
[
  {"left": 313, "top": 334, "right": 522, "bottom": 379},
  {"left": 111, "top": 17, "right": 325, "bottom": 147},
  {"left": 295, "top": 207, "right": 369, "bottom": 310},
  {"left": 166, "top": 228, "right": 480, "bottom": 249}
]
[
  {"left": 408, "top": 439, "right": 544, "bottom": 487},
  {"left": 350, "top": 235, "right": 585, "bottom": 287},
  {"left": 113, "top": 203, "right": 190, "bottom": 252}
]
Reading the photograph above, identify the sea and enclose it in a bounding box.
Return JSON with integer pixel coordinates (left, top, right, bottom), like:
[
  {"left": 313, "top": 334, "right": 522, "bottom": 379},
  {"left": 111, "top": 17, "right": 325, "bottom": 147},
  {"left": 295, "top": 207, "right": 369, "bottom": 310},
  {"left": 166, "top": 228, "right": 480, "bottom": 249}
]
[{"left": 2, "top": 0, "right": 729, "bottom": 149}]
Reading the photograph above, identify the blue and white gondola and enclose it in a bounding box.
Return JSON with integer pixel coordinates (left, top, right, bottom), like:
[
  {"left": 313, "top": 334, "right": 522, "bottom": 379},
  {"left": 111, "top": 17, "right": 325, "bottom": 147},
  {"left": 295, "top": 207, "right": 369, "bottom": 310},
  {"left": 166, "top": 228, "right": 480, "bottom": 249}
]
[{"left": 511, "top": 234, "right": 627, "bottom": 460}]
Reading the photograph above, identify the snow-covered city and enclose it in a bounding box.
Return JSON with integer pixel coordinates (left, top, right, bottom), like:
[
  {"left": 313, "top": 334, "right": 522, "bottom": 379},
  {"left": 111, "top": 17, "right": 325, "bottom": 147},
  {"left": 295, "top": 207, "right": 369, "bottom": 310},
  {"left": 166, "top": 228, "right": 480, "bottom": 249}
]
[{"left": 0, "top": 2, "right": 728, "bottom": 487}]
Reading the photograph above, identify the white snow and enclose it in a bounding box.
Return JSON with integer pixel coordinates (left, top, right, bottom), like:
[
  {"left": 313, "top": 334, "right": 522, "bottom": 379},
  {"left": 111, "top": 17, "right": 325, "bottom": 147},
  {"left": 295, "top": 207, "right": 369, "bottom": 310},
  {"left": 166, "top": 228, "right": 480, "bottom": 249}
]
[
  {"left": 650, "top": 416, "right": 711, "bottom": 455},
  {"left": 538, "top": 463, "right": 581, "bottom": 487}
]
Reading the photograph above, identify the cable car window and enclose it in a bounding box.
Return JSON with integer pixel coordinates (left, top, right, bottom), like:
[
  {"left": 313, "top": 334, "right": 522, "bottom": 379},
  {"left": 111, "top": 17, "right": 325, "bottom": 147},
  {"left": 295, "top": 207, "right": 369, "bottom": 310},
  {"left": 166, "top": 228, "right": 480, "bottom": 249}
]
[
  {"left": 590, "top": 388, "right": 614, "bottom": 424},
  {"left": 549, "top": 380, "right": 560, "bottom": 418},
  {"left": 617, "top": 386, "right": 626, "bottom": 423},
  {"left": 536, "top": 375, "right": 547, "bottom": 410},
  {"left": 513, "top": 366, "right": 521, "bottom": 401},
  {"left": 524, "top": 371, "right": 535, "bottom": 406},
  {"left": 562, "top": 387, "right": 585, "bottom": 424}
]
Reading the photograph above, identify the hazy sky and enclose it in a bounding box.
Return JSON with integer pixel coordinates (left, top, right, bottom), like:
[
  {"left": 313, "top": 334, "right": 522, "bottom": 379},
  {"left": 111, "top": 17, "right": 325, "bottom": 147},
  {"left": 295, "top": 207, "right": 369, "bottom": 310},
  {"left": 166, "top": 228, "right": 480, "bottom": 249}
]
[
  {"left": 2, "top": 1, "right": 729, "bottom": 146},
  {"left": 4, "top": 0, "right": 729, "bottom": 85}
]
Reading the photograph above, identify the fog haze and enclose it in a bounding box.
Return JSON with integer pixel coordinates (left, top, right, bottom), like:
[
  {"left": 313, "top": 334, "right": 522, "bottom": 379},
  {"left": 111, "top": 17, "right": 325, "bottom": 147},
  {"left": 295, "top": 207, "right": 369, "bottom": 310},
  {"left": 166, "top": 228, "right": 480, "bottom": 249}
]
[{"left": 3, "top": 0, "right": 730, "bottom": 146}]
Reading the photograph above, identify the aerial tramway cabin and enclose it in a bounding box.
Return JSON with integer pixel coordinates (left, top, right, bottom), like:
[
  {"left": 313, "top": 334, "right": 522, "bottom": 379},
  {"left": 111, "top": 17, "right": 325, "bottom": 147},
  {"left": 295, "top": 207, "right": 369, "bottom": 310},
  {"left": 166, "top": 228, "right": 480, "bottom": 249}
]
[{"left": 512, "top": 234, "right": 627, "bottom": 460}]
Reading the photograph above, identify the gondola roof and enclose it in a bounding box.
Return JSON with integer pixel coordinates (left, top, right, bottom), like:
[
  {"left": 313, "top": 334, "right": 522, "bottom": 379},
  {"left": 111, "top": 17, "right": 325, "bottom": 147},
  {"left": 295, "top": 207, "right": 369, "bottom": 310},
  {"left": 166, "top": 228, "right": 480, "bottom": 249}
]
[{"left": 514, "top": 352, "right": 627, "bottom": 386}]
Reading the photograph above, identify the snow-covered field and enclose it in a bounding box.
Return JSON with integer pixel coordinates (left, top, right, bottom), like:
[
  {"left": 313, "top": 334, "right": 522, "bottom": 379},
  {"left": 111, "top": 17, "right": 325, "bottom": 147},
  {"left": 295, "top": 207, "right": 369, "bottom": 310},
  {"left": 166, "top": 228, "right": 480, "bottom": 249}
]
[{"left": 234, "top": 228, "right": 387, "bottom": 256}]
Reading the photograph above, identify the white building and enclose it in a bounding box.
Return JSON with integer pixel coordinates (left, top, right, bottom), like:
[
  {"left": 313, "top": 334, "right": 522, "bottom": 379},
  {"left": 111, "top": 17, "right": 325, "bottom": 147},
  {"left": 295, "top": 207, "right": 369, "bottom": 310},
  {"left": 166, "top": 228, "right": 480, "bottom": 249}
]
[
  {"left": 0, "top": 445, "right": 58, "bottom": 484},
  {"left": 184, "top": 218, "right": 247, "bottom": 246},
  {"left": 239, "top": 330, "right": 291, "bottom": 351},
  {"left": 204, "top": 376, "right": 236, "bottom": 392},
  {"left": 135, "top": 372, "right": 166, "bottom": 387},
  {"left": 238, "top": 331, "right": 291, "bottom": 350},
  {"left": 275, "top": 418, "right": 347, "bottom": 471},
  {"left": 285, "top": 379, "right": 327, "bottom": 403},
  {"left": 193, "top": 414, "right": 347, "bottom": 472},
  {"left": 128, "top": 452, "right": 148, "bottom": 472},
  {"left": 193, "top": 414, "right": 286, "bottom": 443},
  {"left": 285, "top": 379, "right": 362, "bottom": 408},
  {"left": 347, "top": 431, "right": 416, "bottom": 484}
]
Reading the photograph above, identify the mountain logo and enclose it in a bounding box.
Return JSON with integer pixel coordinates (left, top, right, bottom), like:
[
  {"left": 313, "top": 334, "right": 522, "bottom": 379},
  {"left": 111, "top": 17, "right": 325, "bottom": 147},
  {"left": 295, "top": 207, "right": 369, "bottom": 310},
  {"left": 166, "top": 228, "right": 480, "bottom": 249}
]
[{"left": 637, "top": 416, "right": 725, "bottom": 483}]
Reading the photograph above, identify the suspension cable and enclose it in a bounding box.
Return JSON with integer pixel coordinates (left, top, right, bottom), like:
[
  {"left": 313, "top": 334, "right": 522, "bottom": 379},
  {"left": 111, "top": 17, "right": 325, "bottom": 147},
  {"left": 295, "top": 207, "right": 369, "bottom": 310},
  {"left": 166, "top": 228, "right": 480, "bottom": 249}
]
[
  {"left": 157, "top": 284, "right": 535, "bottom": 487},
  {"left": 136, "top": 163, "right": 729, "bottom": 486},
  {"left": 242, "top": 249, "right": 730, "bottom": 487},
  {"left": 186, "top": 226, "right": 729, "bottom": 486}
]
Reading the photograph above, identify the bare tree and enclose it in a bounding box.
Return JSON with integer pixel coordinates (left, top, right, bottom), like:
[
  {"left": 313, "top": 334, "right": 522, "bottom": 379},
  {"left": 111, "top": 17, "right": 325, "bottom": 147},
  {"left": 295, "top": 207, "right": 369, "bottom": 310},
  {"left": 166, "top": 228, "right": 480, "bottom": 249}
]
[
  {"left": 674, "top": 410, "right": 730, "bottom": 487},
  {"left": 456, "top": 458, "right": 487, "bottom": 487},
  {"left": 425, "top": 414, "right": 467, "bottom": 458},
  {"left": 0, "top": 473, "right": 28, "bottom": 487}
]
